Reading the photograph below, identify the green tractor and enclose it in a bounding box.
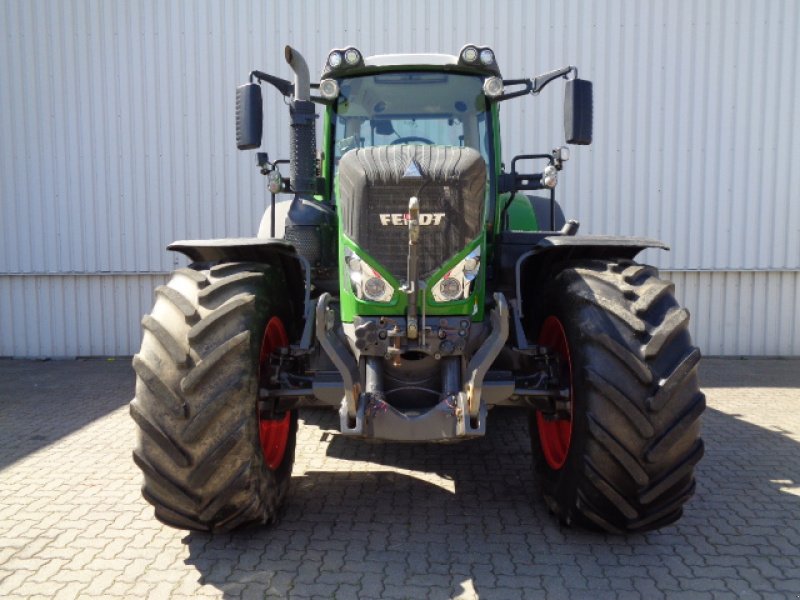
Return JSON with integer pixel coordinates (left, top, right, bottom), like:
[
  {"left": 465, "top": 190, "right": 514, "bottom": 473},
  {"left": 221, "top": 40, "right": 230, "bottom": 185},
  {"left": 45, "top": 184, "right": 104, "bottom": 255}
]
[{"left": 131, "top": 45, "right": 704, "bottom": 534}]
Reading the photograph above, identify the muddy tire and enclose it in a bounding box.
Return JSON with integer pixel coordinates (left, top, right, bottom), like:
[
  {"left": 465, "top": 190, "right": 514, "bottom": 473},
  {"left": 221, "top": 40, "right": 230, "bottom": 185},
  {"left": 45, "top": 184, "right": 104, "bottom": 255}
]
[
  {"left": 131, "top": 262, "right": 298, "bottom": 532},
  {"left": 529, "top": 259, "right": 705, "bottom": 533}
]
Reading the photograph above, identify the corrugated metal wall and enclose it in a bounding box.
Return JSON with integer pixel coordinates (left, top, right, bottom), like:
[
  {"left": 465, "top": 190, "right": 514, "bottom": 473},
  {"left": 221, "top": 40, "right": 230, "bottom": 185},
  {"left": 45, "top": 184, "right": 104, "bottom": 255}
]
[{"left": 1, "top": 0, "right": 798, "bottom": 357}]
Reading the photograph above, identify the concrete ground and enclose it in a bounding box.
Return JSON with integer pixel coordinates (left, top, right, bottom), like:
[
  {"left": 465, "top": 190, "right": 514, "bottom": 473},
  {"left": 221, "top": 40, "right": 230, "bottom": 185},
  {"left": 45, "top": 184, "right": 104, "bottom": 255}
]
[{"left": 0, "top": 358, "right": 798, "bottom": 599}]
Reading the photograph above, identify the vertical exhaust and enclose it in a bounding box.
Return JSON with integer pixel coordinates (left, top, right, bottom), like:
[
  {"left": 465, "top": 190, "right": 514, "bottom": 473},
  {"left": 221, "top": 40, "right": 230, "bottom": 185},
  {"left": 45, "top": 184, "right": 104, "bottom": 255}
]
[
  {"left": 284, "top": 45, "right": 316, "bottom": 195},
  {"left": 283, "top": 46, "right": 335, "bottom": 279}
]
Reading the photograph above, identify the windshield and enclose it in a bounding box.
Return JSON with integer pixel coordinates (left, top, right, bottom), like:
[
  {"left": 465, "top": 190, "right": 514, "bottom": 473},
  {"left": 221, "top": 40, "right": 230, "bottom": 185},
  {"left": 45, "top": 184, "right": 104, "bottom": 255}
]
[{"left": 332, "top": 72, "right": 490, "bottom": 168}]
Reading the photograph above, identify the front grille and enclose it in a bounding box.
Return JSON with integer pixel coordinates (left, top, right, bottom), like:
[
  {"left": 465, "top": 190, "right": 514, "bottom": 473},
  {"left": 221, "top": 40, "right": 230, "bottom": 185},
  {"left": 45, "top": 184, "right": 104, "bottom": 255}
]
[{"left": 338, "top": 145, "right": 485, "bottom": 280}]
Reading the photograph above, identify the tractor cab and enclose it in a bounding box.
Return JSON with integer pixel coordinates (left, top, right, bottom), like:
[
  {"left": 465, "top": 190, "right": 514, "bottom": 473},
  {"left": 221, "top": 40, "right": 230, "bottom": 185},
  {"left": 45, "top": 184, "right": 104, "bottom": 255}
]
[{"left": 321, "top": 49, "right": 498, "bottom": 173}]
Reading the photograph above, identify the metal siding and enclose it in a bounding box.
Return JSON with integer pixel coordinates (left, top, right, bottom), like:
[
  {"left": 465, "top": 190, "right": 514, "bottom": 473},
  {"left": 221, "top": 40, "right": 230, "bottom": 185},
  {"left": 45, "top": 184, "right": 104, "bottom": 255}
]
[
  {"left": 0, "top": 274, "right": 169, "bottom": 358},
  {"left": 665, "top": 271, "right": 800, "bottom": 357},
  {"left": 0, "top": 0, "right": 797, "bottom": 356}
]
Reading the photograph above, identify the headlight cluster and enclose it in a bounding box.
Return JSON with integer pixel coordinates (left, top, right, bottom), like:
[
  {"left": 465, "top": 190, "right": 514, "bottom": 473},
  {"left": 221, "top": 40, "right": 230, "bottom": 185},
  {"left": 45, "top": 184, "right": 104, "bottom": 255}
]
[
  {"left": 325, "top": 47, "right": 363, "bottom": 74},
  {"left": 460, "top": 45, "right": 495, "bottom": 66},
  {"left": 458, "top": 44, "right": 497, "bottom": 67},
  {"left": 432, "top": 247, "right": 481, "bottom": 302},
  {"left": 345, "top": 248, "right": 394, "bottom": 303},
  {"left": 541, "top": 164, "right": 558, "bottom": 189}
]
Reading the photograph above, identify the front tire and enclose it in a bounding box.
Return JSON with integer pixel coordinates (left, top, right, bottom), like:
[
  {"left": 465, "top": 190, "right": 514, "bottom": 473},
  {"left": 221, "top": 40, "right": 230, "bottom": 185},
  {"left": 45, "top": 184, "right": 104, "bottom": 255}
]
[
  {"left": 529, "top": 259, "right": 705, "bottom": 533},
  {"left": 131, "top": 262, "right": 298, "bottom": 532}
]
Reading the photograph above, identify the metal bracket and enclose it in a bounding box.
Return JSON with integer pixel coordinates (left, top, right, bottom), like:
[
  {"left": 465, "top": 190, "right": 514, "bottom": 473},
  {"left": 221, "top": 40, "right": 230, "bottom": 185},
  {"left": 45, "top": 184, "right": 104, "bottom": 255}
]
[
  {"left": 509, "top": 298, "right": 532, "bottom": 352},
  {"left": 340, "top": 392, "right": 366, "bottom": 435},
  {"left": 315, "top": 293, "right": 361, "bottom": 426},
  {"left": 456, "top": 391, "right": 487, "bottom": 436},
  {"left": 464, "top": 292, "right": 509, "bottom": 419},
  {"left": 296, "top": 298, "right": 316, "bottom": 352}
]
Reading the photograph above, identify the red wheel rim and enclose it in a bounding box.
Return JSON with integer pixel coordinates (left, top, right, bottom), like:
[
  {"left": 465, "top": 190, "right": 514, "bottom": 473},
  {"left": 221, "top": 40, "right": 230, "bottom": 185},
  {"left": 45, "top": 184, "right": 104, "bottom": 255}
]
[
  {"left": 536, "top": 316, "right": 573, "bottom": 470},
  {"left": 258, "top": 317, "right": 290, "bottom": 470}
]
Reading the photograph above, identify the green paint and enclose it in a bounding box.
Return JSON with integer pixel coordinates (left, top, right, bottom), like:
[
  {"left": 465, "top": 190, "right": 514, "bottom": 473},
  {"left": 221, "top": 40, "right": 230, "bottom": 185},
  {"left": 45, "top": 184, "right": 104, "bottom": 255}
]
[
  {"left": 500, "top": 193, "right": 539, "bottom": 231},
  {"left": 339, "top": 235, "right": 486, "bottom": 323},
  {"left": 320, "top": 105, "right": 335, "bottom": 199},
  {"left": 491, "top": 103, "right": 503, "bottom": 181}
]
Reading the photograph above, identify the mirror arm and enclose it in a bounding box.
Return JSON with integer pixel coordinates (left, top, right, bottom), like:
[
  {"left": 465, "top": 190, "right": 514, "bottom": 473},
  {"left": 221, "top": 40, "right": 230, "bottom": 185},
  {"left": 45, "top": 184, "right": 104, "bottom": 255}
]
[
  {"left": 532, "top": 66, "right": 577, "bottom": 94},
  {"left": 310, "top": 96, "right": 333, "bottom": 105},
  {"left": 308, "top": 85, "right": 335, "bottom": 106},
  {"left": 495, "top": 79, "right": 533, "bottom": 102},
  {"left": 495, "top": 66, "right": 579, "bottom": 102},
  {"left": 249, "top": 70, "right": 294, "bottom": 98}
]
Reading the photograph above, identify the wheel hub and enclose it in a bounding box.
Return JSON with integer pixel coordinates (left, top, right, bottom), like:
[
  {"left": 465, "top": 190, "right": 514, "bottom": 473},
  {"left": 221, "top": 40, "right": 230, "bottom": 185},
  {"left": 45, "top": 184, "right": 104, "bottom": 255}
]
[
  {"left": 258, "top": 317, "right": 290, "bottom": 470},
  {"left": 536, "top": 316, "right": 574, "bottom": 470}
]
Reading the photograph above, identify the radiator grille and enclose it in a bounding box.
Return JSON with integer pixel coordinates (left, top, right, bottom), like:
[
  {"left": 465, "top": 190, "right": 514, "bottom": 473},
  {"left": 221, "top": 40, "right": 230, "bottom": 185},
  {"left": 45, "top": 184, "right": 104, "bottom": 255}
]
[{"left": 338, "top": 145, "right": 485, "bottom": 280}]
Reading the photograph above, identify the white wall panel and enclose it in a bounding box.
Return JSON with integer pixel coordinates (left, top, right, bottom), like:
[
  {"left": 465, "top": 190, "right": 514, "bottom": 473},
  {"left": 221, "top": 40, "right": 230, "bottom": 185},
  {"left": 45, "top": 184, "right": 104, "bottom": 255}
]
[
  {"left": 0, "top": 274, "right": 168, "bottom": 358},
  {"left": 1, "top": 0, "right": 797, "bottom": 356},
  {"left": 665, "top": 270, "right": 800, "bottom": 357}
]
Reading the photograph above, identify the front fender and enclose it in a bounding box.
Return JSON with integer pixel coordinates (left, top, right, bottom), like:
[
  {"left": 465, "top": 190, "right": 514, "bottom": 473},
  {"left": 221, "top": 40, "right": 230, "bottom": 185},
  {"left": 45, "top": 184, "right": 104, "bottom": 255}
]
[
  {"left": 168, "top": 237, "right": 309, "bottom": 312},
  {"left": 512, "top": 234, "right": 668, "bottom": 317}
]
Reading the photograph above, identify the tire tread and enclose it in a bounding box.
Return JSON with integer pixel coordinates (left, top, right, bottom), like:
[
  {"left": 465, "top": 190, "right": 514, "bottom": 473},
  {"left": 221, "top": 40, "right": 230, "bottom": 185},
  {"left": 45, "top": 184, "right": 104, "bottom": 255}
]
[
  {"left": 131, "top": 263, "right": 296, "bottom": 531},
  {"left": 530, "top": 258, "right": 704, "bottom": 533}
]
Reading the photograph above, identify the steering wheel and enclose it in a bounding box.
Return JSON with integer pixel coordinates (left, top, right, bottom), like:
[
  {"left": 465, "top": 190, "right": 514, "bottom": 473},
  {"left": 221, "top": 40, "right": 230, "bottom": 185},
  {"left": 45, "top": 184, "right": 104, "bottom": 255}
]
[{"left": 391, "top": 136, "right": 435, "bottom": 145}]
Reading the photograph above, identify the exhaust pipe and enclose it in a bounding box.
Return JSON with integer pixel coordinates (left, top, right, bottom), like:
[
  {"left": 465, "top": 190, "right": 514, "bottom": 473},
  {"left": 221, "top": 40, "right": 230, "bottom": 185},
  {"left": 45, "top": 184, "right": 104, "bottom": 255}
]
[
  {"left": 284, "top": 45, "right": 316, "bottom": 195},
  {"left": 284, "top": 45, "right": 310, "bottom": 101},
  {"left": 283, "top": 46, "right": 334, "bottom": 271}
]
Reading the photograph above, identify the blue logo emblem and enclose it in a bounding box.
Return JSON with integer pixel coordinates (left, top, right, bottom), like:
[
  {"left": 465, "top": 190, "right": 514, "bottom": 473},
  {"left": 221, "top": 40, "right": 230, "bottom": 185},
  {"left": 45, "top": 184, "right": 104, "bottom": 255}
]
[{"left": 403, "top": 160, "right": 423, "bottom": 178}]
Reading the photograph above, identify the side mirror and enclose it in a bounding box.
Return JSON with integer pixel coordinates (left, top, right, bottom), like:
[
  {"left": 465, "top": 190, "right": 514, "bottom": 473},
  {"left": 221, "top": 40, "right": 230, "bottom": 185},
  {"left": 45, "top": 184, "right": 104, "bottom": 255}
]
[
  {"left": 236, "top": 83, "right": 263, "bottom": 150},
  {"left": 564, "top": 79, "right": 593, "bottom": 145}
]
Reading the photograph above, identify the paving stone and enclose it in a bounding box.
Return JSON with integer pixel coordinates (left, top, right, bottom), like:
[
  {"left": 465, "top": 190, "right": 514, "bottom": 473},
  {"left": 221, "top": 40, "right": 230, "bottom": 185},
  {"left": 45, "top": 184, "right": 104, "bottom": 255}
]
[{"left": 0, "top": 358, "right": 799, "bottom": 598}]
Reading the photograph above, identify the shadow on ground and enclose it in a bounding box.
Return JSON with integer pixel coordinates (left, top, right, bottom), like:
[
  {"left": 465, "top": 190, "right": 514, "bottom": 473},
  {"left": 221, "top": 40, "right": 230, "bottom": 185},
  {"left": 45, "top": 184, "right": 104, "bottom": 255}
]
[
  {"left": 700, "top": 357, "right": 800, "bottom": 388},
  {"left": 184, "top": 402, "right": 800, "bottom": 599},
  {"left": 0, "top": 358, "right": 133, "bottom": 470}
]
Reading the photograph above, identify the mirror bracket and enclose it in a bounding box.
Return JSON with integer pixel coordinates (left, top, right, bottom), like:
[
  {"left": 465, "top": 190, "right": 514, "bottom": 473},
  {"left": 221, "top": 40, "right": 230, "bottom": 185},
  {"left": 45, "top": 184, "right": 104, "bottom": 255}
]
[
  {"left": 495, "top": 79, "right": 533, "bottom": 102},
  {"left": 532, "top": 66, "right": 576, "bottom": 95},
  {"left": 249, "top": 70, "right": 294, "bottom": 98}
]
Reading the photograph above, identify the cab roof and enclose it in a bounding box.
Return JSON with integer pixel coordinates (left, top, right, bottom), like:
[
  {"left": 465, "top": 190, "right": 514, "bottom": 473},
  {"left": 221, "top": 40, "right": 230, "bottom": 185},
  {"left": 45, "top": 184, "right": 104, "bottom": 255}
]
[
  {"left": 363, "top": 53, "right": 460, "bottom": 68},
  {"left": 321, "top": 46, "right": 501, "bottom": 78}
]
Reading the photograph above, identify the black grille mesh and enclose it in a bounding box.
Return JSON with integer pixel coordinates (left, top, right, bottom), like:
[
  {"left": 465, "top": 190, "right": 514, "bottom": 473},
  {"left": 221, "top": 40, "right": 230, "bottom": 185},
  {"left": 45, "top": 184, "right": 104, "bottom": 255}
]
[{"left": 338, "top": 145, "right": 486, "bottom": 279}]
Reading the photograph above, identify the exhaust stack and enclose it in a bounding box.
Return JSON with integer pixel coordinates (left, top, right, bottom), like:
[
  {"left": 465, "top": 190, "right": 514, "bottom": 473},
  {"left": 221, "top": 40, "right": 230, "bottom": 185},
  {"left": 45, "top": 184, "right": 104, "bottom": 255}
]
[
  {"left": 283, "top": 46, "right": 335, "bottom": 278},
  {"left": 284, "top": 45, "right": 316, "bottom": 194},
  {"left": 284, "top": 45, "right": 310, "bottom": 101}
]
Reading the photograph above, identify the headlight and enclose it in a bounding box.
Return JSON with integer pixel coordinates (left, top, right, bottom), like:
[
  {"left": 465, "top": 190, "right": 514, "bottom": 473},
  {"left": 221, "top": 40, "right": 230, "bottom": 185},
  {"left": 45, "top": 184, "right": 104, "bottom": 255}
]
[
  {"left": 345, "top": 248, "right": 394, "bottom": 302},
  {"left": 479, "top": 49, "right": 495, "bottom": 65},
  {"left": 431, "top": 246, "right": 481, "bottom": 303},
  {"left": 364, "top": 276, "right": 387, "bottom": 299},
  {"left": 541, "top": 164, "right": 558, "bottom": 189},
  {"left": 267, "top": 170, "right": 282, "bottom": 194},
  {"left": 319, "top": 78, "right": 339, "bottom": 99},
  {"left": 483, "top": 76, "right": 504, "bottom": 97},
  {"left": 438, "top": 277, "right": 463, "bottom": 301},
  {"left": 344, "top": 47, "right": 361, "bottom": 65},
  {"left": 328, "top": 51, "right": 343, "bottom": 69},
  {"left": 461, "top": 45, "right": 479, "bottom": 63}
]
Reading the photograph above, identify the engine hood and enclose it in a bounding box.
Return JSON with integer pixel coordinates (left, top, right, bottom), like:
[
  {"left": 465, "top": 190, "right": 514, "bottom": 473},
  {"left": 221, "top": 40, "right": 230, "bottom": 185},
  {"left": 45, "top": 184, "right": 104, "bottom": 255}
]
[{"left": 338, "top": 145, "right": 486, "bottom": 280}]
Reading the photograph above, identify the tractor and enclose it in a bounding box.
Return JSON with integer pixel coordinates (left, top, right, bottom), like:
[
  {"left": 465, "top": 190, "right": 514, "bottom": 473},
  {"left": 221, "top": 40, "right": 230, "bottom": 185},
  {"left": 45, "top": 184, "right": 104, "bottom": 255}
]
[{"left": 131, "top": 44, "right": 704, "bottom": 533}]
